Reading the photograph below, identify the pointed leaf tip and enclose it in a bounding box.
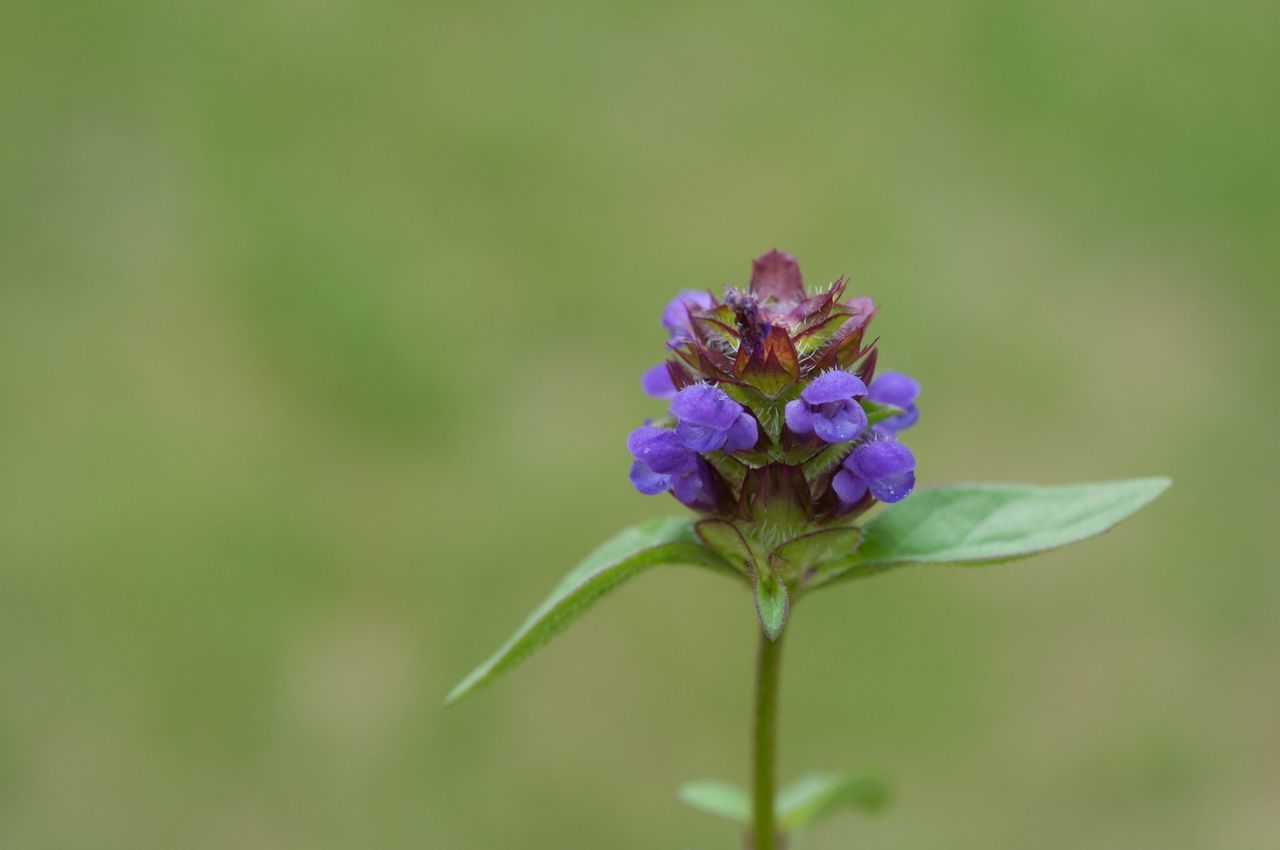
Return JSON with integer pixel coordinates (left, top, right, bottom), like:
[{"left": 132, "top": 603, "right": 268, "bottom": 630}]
[
  {"left": 778, "top": 770, "right": 891, "bottom": 835},
  {"left": 678, "top": 779, "right": 750, "bottom": 823},
  {"left": 810, "top": 477, "right": 1171, "bottom": 588},
  {"left": 445, "top": 517, "right": 740, "bottom": 704}
]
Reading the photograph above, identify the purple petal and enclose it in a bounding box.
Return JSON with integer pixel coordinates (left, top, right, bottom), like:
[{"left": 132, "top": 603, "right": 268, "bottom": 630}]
[
  {"left": 722, "top": 412, "right": 759, "bottom": 452},
  {"left": 641, "top": 363, "right": 677, "bottom": 399},
  {"left": 848, "top": 439, "right": 915, "bottom": 481},
  {"left": 629, "top": 460, "right": 671, "bottom": 495},
  {"left": 812, "top": 400, "right": 867, "bottom": 443},
  {"left": 874, "top": 404, "right": 919, "bottom": 434},
  {"left": 868, "top": 371, "right": 920, "bottom": 409},
  {"left": 749, "top": 249, "right": 806, "bottom": 305},
  {"left": 832, "top": 469, "right": 869, "bottom": 504},
  {"left": 801, "top": 370, "right": 868, "bottom": 405},
  {"left": 784, "top": 399, "right": 814, "bottom": 433},
  {"left": 670, "top": 384, "right": 742, "bottom": 430},
  {"left": 661, "top": 290, "right": 715, "bottom": 336},
  {"left": 676, "top": 420, "right": 728, "bottom": 452},
  {"left": 627, "top": 425, "right": 695, "bottom": 475},
  {"left": 867, "top": 469, "right": 915, "bottom": 503},
  {"left": 671, "top": 462, "right": 714, "bottom": 509}
]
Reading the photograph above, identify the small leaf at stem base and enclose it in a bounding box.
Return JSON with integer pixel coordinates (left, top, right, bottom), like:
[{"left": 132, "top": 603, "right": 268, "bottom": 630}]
[
  {"left": 677, "top": 779, "right": 750, "bottom": 823},
  {"left": 778, "top": 770, "right": 891, "bottom": 836}
]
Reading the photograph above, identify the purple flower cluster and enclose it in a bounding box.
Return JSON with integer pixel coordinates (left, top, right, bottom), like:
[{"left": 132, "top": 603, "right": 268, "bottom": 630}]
[
  {"left": 627, "top": 426, "right": 718, "bottom": 511},
  {"left": 641, "top": 291, "right": 716, "bottom": 400},
  {"left": 627, "top": 251, "right": 922, "bottom": 518},
  {"left": 628, "top": 383, "right": 757, "bottom": 508}
]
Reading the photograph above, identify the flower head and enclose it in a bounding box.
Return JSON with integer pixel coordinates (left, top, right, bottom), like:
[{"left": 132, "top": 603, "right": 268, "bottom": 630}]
[{"left": 628, "top": 250, "right": 919, "bottom": 523}]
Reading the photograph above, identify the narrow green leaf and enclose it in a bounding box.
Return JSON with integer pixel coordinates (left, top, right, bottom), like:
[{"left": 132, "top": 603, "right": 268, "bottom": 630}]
[
  {"left": 778, "top": 771, "right": 890, "bottom": 835},
  {"left": 816, "top": 477, "right": 1170, "bottom": 585},
  {"left": 446, "top": 517, "right": 738, "bottom": 704},
  {"left": 678, "top": 779, "right": 750, "bottom": 823}
]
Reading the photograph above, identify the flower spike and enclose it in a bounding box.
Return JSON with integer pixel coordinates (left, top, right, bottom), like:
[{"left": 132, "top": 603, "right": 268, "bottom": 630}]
[{"left": 629, "top": 250, "right": 917, "bottom": 526}]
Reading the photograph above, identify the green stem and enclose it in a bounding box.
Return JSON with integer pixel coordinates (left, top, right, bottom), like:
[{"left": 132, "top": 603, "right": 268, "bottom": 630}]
[{"left": 751, "top": 628, "right": 785, "bottom": 850}]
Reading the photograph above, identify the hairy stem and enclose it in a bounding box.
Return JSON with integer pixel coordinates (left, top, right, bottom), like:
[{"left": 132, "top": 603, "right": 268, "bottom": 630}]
[{"left": 751, "top": 628, "right": 785, "bottom": 850}]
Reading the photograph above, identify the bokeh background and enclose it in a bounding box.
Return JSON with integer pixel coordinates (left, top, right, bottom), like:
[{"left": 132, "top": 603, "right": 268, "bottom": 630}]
[{"left": 3, "top": 1, "right": 1278, "bottom": 848}]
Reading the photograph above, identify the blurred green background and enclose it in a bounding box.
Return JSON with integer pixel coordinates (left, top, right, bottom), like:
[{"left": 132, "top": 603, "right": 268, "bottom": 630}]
[{"left": 2, "top": 1, "right": 1277, "bottom": 848}]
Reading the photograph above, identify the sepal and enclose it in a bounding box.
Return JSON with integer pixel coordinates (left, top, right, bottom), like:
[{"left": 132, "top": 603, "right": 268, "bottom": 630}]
[
  {"left": 696, "top": 519, "right": 789, "bottom": 639},
  {"left": 769, "top": 527, "right": 861, "bottom": 585}
]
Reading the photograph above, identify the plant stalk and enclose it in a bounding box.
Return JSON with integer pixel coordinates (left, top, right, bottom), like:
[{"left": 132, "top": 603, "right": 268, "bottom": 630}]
[{"left": 751, "top": 627, "right": 785, "bottom": 850}]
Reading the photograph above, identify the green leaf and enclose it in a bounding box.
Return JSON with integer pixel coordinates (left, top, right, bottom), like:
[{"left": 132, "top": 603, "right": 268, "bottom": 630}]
[
  {"left": 859, "top": 398, "right": 906, "bottom": 426},
  {"left": 816, "top": 478, "right": 1170, "bottom": 585},
  {"left": 679, "top": 772, "right": 889, "bottom": 835},
  {"left": 678, "top": 779, "right": 750, "bottom": 823},
  {"left": 446, "top": 517, "right": 739, "bottom": 704},
  {"left": 778, "top": 771, "right": 890, "bottom": 835}
]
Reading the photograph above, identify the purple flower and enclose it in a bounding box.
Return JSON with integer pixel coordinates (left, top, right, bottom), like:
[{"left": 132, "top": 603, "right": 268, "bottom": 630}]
[
  {"left": 627, "top": 425, "right": 717, "bottom": 509},
  {"left": 670, "top": 384, "right": 759, "bottom": 453},
  {"left": 641, "top": 363, "right": 677, "bottom": 399},
  {"left": 868, "top": 371, "right": 920, "bottom": 434},
  {"left": 784, "top": 370, "right": 869, "bottom": 443},
  {"left": 832, "top": 437, "right": 916, "bottom": 504},
  {"left": 662, "top": 290, "right": 715, "bottom": 339}
]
